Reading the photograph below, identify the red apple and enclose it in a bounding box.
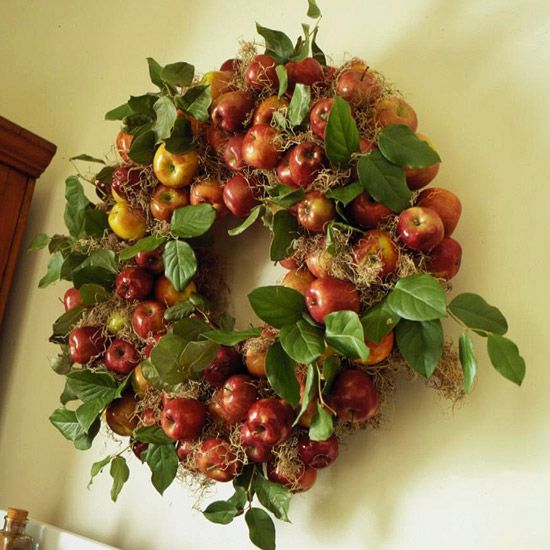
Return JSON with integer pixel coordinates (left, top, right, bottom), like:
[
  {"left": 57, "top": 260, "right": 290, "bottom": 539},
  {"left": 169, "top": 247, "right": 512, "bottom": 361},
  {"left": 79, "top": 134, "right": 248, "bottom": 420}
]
[
  {"left": 132, "top": 300, "right": 166, "bottom": 339},
  {"left": 397, "top": 206, "right": 445, "bottom": 252},
  {"left": 211, "top": 91, "right": 255, "bottom": 133},
  {"left": 350, "top": 192, "right": 393, "bottom": 229},
  {"left": 298, "top": 434, "right": 339, "bottom": 468},
  {"left": 240, "top": 423, "right": 273, "bottom": 463},
  {"left": 289, "top": 142, "right": 325, "bottom": 187},
  {"left": 104, "top": 339, "right": 140, "bottom": 375},
  {"left": 223, "top": 174, "right": 260, "bottom": 217},
  {"left": 63, "top": 287, "right": 82, "bottom": 312},
  {"left": 190, "top": 179, "right": 229, "bottom": 219},
  {"left": 176, "top": 439, "right": 195, "bottom": 462},
  {"left": 309, "top": 98, "right": 333, "bottom": 139},
  {"left": 150, "top": 185, "right": 189, "bottom": 221},
  {"left": 404, "top": 133, "right": 440, "bottom": 190},
  {"left": 68, "top": 326, "right": 106, "bottom": 364},
  {"left": 267, "top": 461, "right": 317, "bottom": 493},
  {"left": 205, "top": 125, "right": 229, "bottom": 154},
  {"left": 360, "top": 138, "right": 377, "bottom": 153},
  {"left": 220, "top": 58, "right": 241, "bottom": 72},
  {"left": 201, "top": 70, "right": 233, "bottom": 100},
  {"left": 131, "top": 440, "right": 148, "bottom": 461},
  {"left": 327, "top": 369, "right": 379, "bottom": 422},
  {"left": 305, "top": 278, "right": 361, "bottom": 323},
  {"left": 426, "top": 237, "right": 462, "bottom": 280},
  {"left": 196, "top": 437, "right": 240, "bottom": 482},
  {"left": 111, "top": 165, "right": 142, "bottom": 201},
  {"left": 354, "top": 331, "right": 395, "bottom": 366},
  {"left": 245, "top": 54, "right": 278, "bottom": 91},
  {"left": 214, "top": 374, "right": 258, "bottom": 425},
  {"left": 253, "top": 95, "right": 289, "bottom": 125},
  {"left": 353, "top": 229, "right": 399, "bottom": 279},
  {"left": 416, "top": 187, "right": 462, "bottom": 237},
  {"left": 375, "top": 97, "right": 418, "bottom": 131},
  {"left": 115, "top": 267, "right": 154, "bottom": 301},
  {"left": 282, "top": 269, "right": 315, "bottom": 295},
  {"left": 279, "top": 255, "right": 300, "bottom": 270},
  {"left": 143, "top": 333, "right": 162, "bottom": 359},
  {"left": 306, "top": 240, "right": 334, "bottom": 278},
  {"left": 297, "top": 191, "right": 335, "bottom": 233},
  {"left": 223, "top": 134, "right": 246, "bottom": 172},
  {"left": 246, "top": 398, "right": 294, "bottom": 446},
  {"left": 161, "top": 397, "right": 207, "bottom": 441},
  {"left": 276, "top": 150, "right": 298, "bottom": 187},
  {"left": 105, "top": 394, "right": 139, "bottom": 436},
  {"left": 116, "top": 131, "right": 132, "bottom": 162},
  {"left": 135, "top": 248, "right": 164, "bottom": 274},
  {"left": 140, "top": 407, "right": 159, "bottom": 427},
  {"left": 154, "top": 275, "right": 197, "bottom": 307},
  {"left": 241, "top": 124, "right": 281, "bottom": 169},
  {"left": 203, "top": 346, "right": 243, "bottom": 388},
  {"left": 286, "top": 57, "right": 324, "bottom": 91},
  {"left": 336, "top": 68, "right": 380, "bottom": 103}
]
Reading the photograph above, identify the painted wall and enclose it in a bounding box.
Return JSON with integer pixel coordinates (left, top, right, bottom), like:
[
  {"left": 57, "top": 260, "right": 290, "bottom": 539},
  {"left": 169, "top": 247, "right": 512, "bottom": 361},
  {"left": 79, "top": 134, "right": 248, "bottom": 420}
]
[{"left": 1, "top": 1, "right": 549, "bottom": 549}]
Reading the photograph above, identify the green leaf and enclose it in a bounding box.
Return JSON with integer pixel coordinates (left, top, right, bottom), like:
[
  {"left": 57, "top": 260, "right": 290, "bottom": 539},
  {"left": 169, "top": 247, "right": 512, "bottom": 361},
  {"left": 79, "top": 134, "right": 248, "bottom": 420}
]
[
  {"left": 128, "top": 94, "right": 158, "bottom": 115},
  {"left": 160, "top": 62, "right": 195, "bottom": 87},
  {"left": 307, "top": 0, "right": 321, "bottom": 18},
  {"left": 176, "top": 85, "right": 212, "bottom": 122},
  {"left": 361, "top": 301, "right": 400, "bottom": 344},
  {"left": 311, "top": 27, "right": 326, "bottom": 66},
  {"left": 50, "top": 407, "right": 98, "bottom": 449},
  {"left": 228, "top": 486, "right": 247, "bottom": 510},
  {"left": 270, "top": 210, "right": 300, "bottom": 261},
  {"left": 50, "top": 305, "right": 86, "bottom": 343},
  {"left": 74, "top": 417, "right": 100, "bottom": 450},
  {"left": 72, "top": 249, "right": 118, "bottom": 289},
  {"left": 357, "top": 151, "right": 411, "bottom": 212},
  {"left": 280, "top": 320, "right": 324, "bottom": 364},
  {"left": 387, "top": 274, "right": 447, "bottom": 321},
  {"left": 487, "top": 335, "right": 525, "bottom": 386},
  {"left": 164, "top": 300, "right": 195, "bottom": 322},
  {"left": 326, "top": 181, "right": 364, "bottom": 206},
  {"left": 254, "top": 473, "right": 291, "bottom": 522},
  {"left": 38, "top": 251, "right": 64, "bottom": 288},
  {"left": 203, "top": 327, "right": 262, "bottom": 346},
  {"left": 128, "top": 130, "right": 156, "bottom": 165},
  {"left": 163, "top": 240, "right": 197, "bottom": 292},
  {"left": 83, "top": 209, "right": 109, "bottom": 239},
  {"left": 95, "top": 165, "right": 116, "bottom": 185},
  {"left": 123, "top": 113, "right": 154, "bottom": 135},
  {"left": 321, "top": 355, "right": 342, "bottom": 395},
  {"left": 50, "top": 346, "right": 72, "bottom": 375},
  {"left": 79, "top": 283, "right": 110, "bottom": 306},
  {"left": 146, "top": 57, "right": 164, "bottom": 88},
  {"left": 172, "top": 317, "right": 211, "bottom": 341},
  {"left": 164, "top": 116, "right": 195, "bottom": 154},
  {"left": 309, "top": 401, "right": 334, "bottom": 441},
  {"left": 134, "top": 426, "right": 173, "bottom": 445},
  {"left": 276, "top": 65, "right": 288, "bottom": 97},
  {"left": 324, "top": 95, "right": 360, "bottom": 168},
  {"left": 105, "top": 102, "right": 133, "bottom": 121},
  {"left": 59, "top": 252, "right": 87, "bottom": 281},
  {"left": 272, "top": 111, "right": 287, "bottom": 130},
  {"left": 64, "top": 176, "right": 92, "bottom": 238},
  {"left": 150, "top": 334, "right": 188, "bottom": 386},
  {"left": 180, "top": 340, "right": 220, "bottom": 379},
  {"left": 27, "top": 233, "right": 50, "bottom": 252},
  {"left": 265, "top": 342, "right": 300, "bottom": 408},
  {"left": 293, "top": 364, "right": 318, "bottom": 426},
  {"left": 88, "top": 455, "right": 112, "bottom": 487},
  {"left": 324, "top": 310, "right": 370, "bottom": 360},
  {"left": 152, "top": 96, "right": 178, "bottom": 141},
  {"left": 289, "top": 23, "right": 311, "bottom": 62},
  {"left": 118, "top": 234, "right": 167, "bottom": 261},
  {"left": 395, "top": 319, "right": 443, "bottom": 378},
  {"left": 146, "top": 443, "right": 179, "bottom": 495},
  {"left": 171, "top": 204, "right": 216, "bottom": 238},
  {"left": 245, "top": 508, "right": 276, "bottom": 550},
  {"left": 70, "top": 153, "right": 105, "bottom": 164},
  {"left": 459, "top": 332, "right": 477, "bottom": 392},
  {"left": 378, "top": 125, "right": 441, "bottom": 169},
  {"left": 60, "top": 381, "right": 78, "bottom": 404},
  {"left": 203, "top": 501, "right": 238, "bottom": 525},
  {"left": 267, "top": 185, "right": 305, "bottom": 208},
  {"left": 76, "top": 399, "right": 104, "bottom": 432},
  {"left": 228, "top": 205, "right": 264, "bottom": 236},
  {"left": 248, "top": 286, "right": 306, "bottom": 328},
  {"left": 66, "top": 370, "right": 118, "bottom": 403},
  {"left": 256, "top": 23, "right": 294, "bottom": 64},
  {"left": 287, "top": 83, "right": 311, "bottom": 126},
  {"left": 110, "top": 456, "right": 129, "bottom": 502},
  {"left": 448, "top": 293, "right": 508, "bottom": 336}
]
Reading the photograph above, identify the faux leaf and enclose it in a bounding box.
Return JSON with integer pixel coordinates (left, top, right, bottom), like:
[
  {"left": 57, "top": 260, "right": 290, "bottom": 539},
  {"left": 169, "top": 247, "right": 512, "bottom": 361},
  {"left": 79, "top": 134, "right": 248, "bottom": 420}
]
[
  {"left": 177, "top": 85, "right": 212, "bottom": 122},
  {"left": 324, "top": 95, "right": 360, "bottom": 168},
  {"left": 171, "top": 204, "right": 216, "bottom": 238},
  {"left": 27, "top": 233, "right": 50, "bottom": 252},
  {"left": 50, "top": 305, "right": 86, "bottom": 343},
  {"left": 307, "top": 0, "right": 321, "bottom": 18},
  {"left": 66, "top": 370, "right": 118, "bottom": 403},
  {"left": 311, "top": 27, "right": 326, "bottom": 66},
  {"left": 150, "top": 334, "right": 188, "bottom": 386},
  {"left": 146, "top": 57, "right": 164, "bottom": 88},
  {"left": 171, "top": 317, "right": 211, "bottom": 341},
  {"left": 110, "top": 456, "right": 129, "bottom": 502},
  {"left": 280, "top": 320, "right": 324, "bottom": 364},
  {"left": 70, "top": 153, "right": 105, "bottom": 164},
  {"left": 265, "top": 342, "right": 301, "bottom": 408},
  {"left": 487, "top": 334, "right": 525, "bottom": 385},
  {"left": 321, "top": 355, "right": 342, "bottom": 395},
  {"left": 324, "top": 310, "right": 370, "bottom": 360},
  {"left": 164, "top": 300, "right": 195, "bottom": 322},
  {"left": 163, "top": 240, "right": 197, "bottom": 291},
  {"left": 448, "top": 293, "right": 508, "bottom": 336},
  {"left": 267, "top": 185, "right": 305, "bottom": 208},
  {"left": 88, "top": 455, "right": 112, "bottom": 487},
  {"left": 164, "top": 116, "right": 194, "bottom": 154},
  {"left": 459, "top": 332, "right": 477, "bottom": 392},
  {"left": 326, "top": 181, "right": 364, "bottom": 206},
  {"left": 134, "top": 426, "right": 173, "bottom": 445},
  {"left": 249, "top": 286, "right": 306, "bottom": 328},
  {"left": 179, "top": 340, "right": 220, "bottom": 379}
]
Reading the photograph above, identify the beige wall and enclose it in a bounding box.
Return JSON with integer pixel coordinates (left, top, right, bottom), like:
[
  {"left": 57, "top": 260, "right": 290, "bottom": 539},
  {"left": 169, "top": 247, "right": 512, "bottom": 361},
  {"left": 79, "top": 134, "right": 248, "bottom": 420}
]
[{"left": 1, "top": 1, "right": 549, "bottom": 548}]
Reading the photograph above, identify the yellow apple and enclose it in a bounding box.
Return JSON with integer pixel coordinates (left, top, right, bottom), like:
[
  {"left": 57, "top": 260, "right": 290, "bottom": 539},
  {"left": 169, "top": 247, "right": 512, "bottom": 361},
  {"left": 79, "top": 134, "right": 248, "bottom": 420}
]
[
  {"left": 201, "top": 70, "right": 233, "bottom": 100},
  {"left": 153, "top": 143, "right": 199, "bottom": 188},
  {"left": 108, "top": 202, "right": 147, "bottom": 241}
]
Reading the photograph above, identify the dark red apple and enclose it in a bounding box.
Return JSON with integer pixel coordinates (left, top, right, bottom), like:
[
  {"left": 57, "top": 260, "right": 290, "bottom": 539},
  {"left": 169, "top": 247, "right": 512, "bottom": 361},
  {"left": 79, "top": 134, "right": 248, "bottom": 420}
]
[
  {"left": 305, "top": 278, "right": 361, "bottom": 323},
  {"left": 214, "top": 374, "right": 258, "bottom": 425},
  {"left": 190, "top": 179, "right": 229, "bottom": 219},
  {"left": 104, "top": 339, "right": 140, "bottom": 375},
  {"left": 219, "top": 58, "right": 241, "bottom": 72},
  {"left": 336, "top": 68, "right": 381, "bottom": 103},
  {"left": 223, "top": 134, "right": 246, "bottom": 172},
  {"left": 286, "top": 57, "right": 324, "bottom": 91},
  {"left": 350, "top": 192, "right": 393, "bottom": 229},
  {"left": 205, "top": 125, "right": 229, "bottom": 154},
  {"left": 111, "top": 165, "right": 142, "bottom": 201},
  {"left": 276, "top": 150, "right": 298, "bottom": 187},
  {"left": 63, "top": 287, "right": 82, "bottom": 312},
  {"left": 131, "top": 440, "right": 148, "bottom": 461},
  {"left": 327, "top": 369, "right": 379, "bottom": 422},
  {"left": 244, "top": 54, "right": 278, "bottom": 91},
  {"left": 223, "top": 174, "right": 260, "bottom": 217},
  {"left": 115, "top": 267, "right": 154, "bottom": 301},
  {"left": 211, "top": 91, "right": 255, "bottom": 133},
  {"left": 161, "top": 397, "right": 207, "bottom": 441},
  {"left": 240, "top": 423, "right": 273, "bottom": 463},
  {"left": 203, "top": 346, "right": 243, "bottom": 388},
  {"left": 309, "top": 98, "right": 333, "bottom": 139},
  {"left": 132, "top": 300, "right": 166, "bottom": 339},
  {"left": 241, "top": 124, "right": 281, "bottom": 169},
  {"left": 397, "top": 206, "right": 445, "bottom": 252},
  {"left": 253, "top": 95, "right": 289, "bottom": 125},
  {"left": 196, "top": 437, "right": 240, "bottom": 482},
  {"left": 298, "top": 434, "right": 339, "bottom": 468},
  {"left": 266, "top": 461, "right": 317, "bottom": 493},
  {"left": 150, "top": 185, "right": 189, "bottom": 221},
  {"left": 296, "top": 191, "right": 335, "bottom": 233},
  {"left": 416, "top": 187, "right": 462, "bottom": 237},
  {"left": 353, "top": 229, "right": 399, "bottom": 279},
  {"left": 135, "top": 248, "right": 164, "bottom": 274},
  {"left": 426, "top": 237, "right": 462, "bottom": 280},
  {"left": 105, "top": 394, "right": 139, "bottom": 436},
  {"left": 68, "top": 326, "right": 106, "bottom": 364},
  {"left": 289, "top": 142, "right": 325, "bottom": 187},
  {"left": 176, "top": 439, "right": 195, "bottom": 462},
  {"left": 246, "top": 398, "right": 294, "bottom": 446}
]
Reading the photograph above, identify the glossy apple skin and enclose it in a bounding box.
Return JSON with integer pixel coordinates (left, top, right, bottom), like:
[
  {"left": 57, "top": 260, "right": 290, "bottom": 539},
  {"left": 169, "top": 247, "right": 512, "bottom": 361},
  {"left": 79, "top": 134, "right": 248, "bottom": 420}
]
[
  {"left": 244, "top": 339, "right": 269, "bottom": 377},
  {"left": 176, "top": 439, "right": 195, "bottom": 462},
  {"left": 305, "top": 278, "right": 361, "bottom": 323},
  {"left": 426, "top": 237, "right": 462, "bottom": 280},
  {"left": 111, "top": 165, "right": 142, "bottom": 201},
  {"left": 211, "top": 91, "right": 255, "bottom": 133},
  {"left": 132, "top": 300, "right": 166, "bottom": 339},
  {"left": 153, "top": 144, "right": 199, "bottom": 188},
  {"left": 108, "top": 203, "right": 147, "bottom": 241},
  {"left": 135, "top": 249, "right": 164, "bottom": 274},
  {"left": 404, "top": 133, "right": 440, "bottom": 190},
  {"left": 241, "top": 124, "right": 281, "bottom": 169},
  {"left": 200, "top": 70, "right": 233, "bottom": 100},
  {"left": 150, "top": 185, "right": 189, "bottom": 221},
  {"left": 131, "top": 363, "right": 151, "bottom": 397},
  {"left": 336, "top": 69, "right": 380, "bottom": 103},
  {"left": 267, "top": 461, "right": 317, "bottom": 493},
  {"left": 105, "top": 394, "right": 139, "bottom": 436},
  {"left": 203, "top": 346, "right": 243, "bottom": 388},
  {"left": 375, "top": 97, "right": 418, "bottom": 131},
  {"left": 306, "top": 240, "right": 334, "bottom": 278},
  {"left": 205, "top": 125, "right": 229, "bottom": 154},
  {"left": 327, "top": 369, "right": 379, "bottom": 422},
  {"left": 397, "top": 206, "right": 445, "bottom": 252},
  {"left": 286, "top": 57, "right": 324, "bottom": 91},
  {"left": 353, "top": 229, "right": 399, "bottom": 279},
  {"left": 309, "top": 98, "right": 333, "bottom": 139},
  {"left": 115, "top": 267, "right": 154, "bottom": 301},
  {"left": 354, "top": 331, "right": 395, "bottom": 366},
  {"left": 154, "top": 275, "right": 197, "bottom": 307},
  {"left": 215, "top": 374, "right": 258, "bottom": 425},
  {"left": 68, "top": 326, "right": 106, "bottom": 364},
  {"left": 161, "top": 397, "right": 207, "bottom": 441},
  {"left": 282, "top": 269, "right": 315, "bottom": 295},
  {"left": 279, "top": 255, "right": 300, "bottom": 270},
  {"left": 116, "top": 131, "right": 132, "bottom": 162},
  {"left": 253, "top": 95, "right": 289, "bottom": 125},
  {"left": 63, "top": 287, "right": 82, "bottom": 312},
  {"left": 276, "top": 150, "right": 298, "bottom": 187},
  {"left": 240, "top": 423, "right": 273, "bottom": 463},
  {"left": 190, "top": 179, "right": 229, "bottom": 219},
  {"left": 298, "top": 434, "right": 339, "bottom": 468},
  {"left": 223, "top": 174, "right": 260, "bottom": 217},
  {"left": 289, "top": 142, "right": 325, "bottom": 187},
  {"left": 196, "top": 437, "right": 240, "bottom": 482},
  {"left": 245, "top": 54, "right": 278, "bottom": 91},
  {"left": 350, "top": 192, "right": 393, "bottom": 230},
  {"left": 416, "top": 187, "right": 462, "bottom": 237},
  {"left": 223, "top": 134, "right": 246, "bottom": 172},
  {"left": 104, "top": 339, "right": 140, "bottom": 375},
  {"left": 219, "top": 58, "right": 241, "bottom": 72},
  {"left": 246, "top": 398, "right": 294, "bottom": 446},
  {"left": 297, "top": 191, "right": 336, "bottom": 233},
  {"left": 131, "top": 440, "right": 148, "bottom": 461}
]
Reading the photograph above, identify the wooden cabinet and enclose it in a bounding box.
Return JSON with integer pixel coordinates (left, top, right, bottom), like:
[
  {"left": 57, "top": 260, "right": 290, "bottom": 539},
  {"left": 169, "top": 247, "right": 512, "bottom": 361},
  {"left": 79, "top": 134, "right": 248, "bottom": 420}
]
[{"left": 0, "top": 116, "right": 56, "bottom": 326}]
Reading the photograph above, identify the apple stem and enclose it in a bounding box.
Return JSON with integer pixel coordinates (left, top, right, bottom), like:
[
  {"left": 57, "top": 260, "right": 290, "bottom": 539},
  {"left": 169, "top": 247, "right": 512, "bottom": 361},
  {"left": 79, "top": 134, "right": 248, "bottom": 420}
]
[{"left": 315, "top": 365, "right": 337, "bottom": 416}]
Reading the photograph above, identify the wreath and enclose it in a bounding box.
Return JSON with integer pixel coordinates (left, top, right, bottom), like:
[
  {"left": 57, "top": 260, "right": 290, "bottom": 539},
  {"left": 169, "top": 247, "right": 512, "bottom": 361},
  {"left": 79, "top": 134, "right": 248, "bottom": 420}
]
[{"left": 32, "top": 2, "right": 526, "bottom": 549}]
